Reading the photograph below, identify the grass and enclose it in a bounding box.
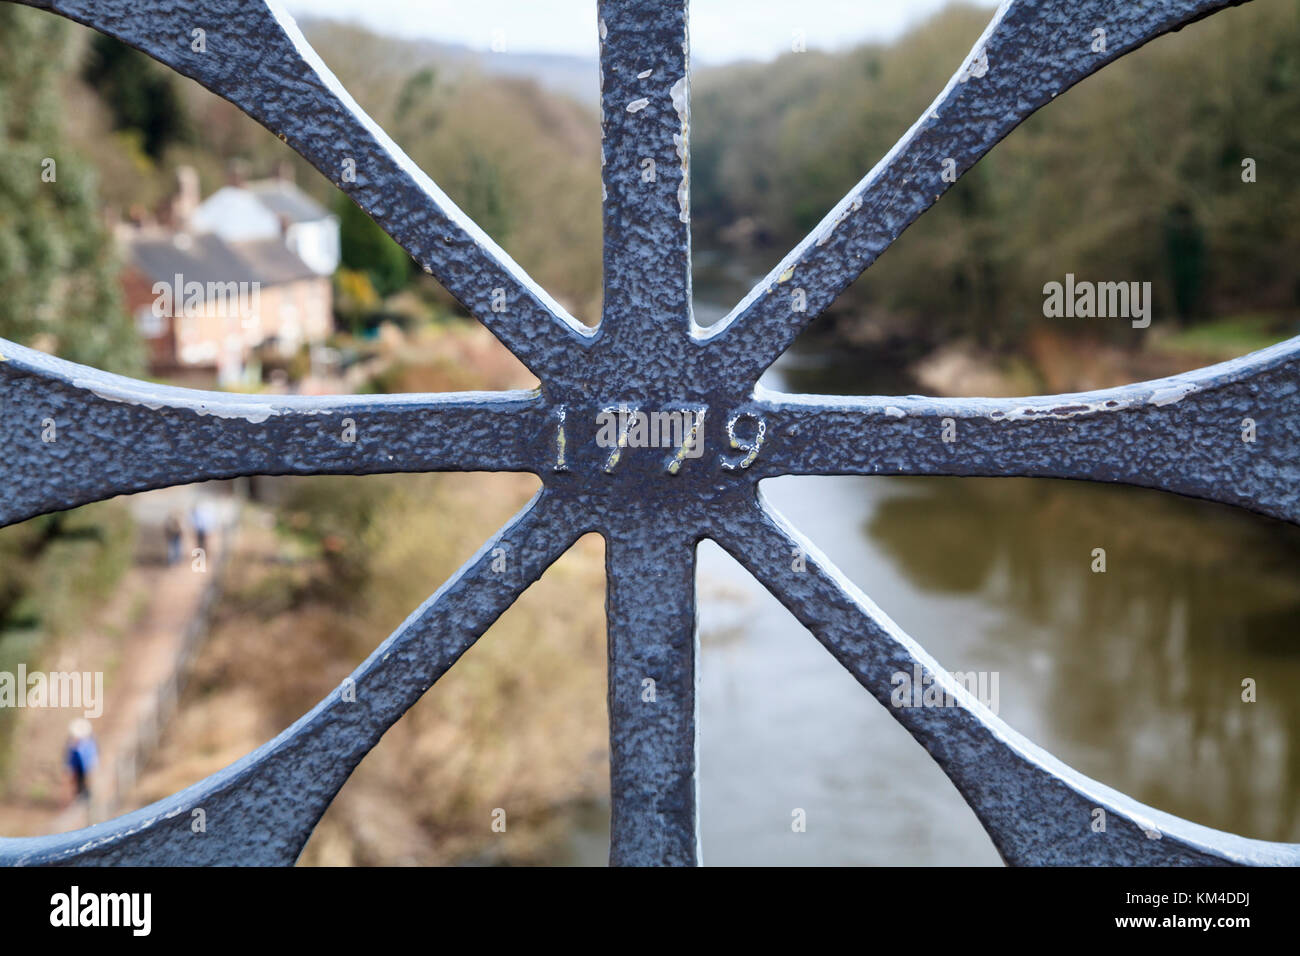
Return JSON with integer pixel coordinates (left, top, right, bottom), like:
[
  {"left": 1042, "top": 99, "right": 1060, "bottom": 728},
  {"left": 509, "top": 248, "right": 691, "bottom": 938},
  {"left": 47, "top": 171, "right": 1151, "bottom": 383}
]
[
  {"left": 1155, "top": 312, "right": 1300, "bottom": 360},
  {"left": 0, "top": 500, "right": 136, "bottom": 773}
]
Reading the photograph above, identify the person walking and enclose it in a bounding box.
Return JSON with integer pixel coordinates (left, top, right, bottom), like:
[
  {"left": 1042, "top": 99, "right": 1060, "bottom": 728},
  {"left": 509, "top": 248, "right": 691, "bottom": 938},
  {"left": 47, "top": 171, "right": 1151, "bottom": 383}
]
[
  {"left": 65, "top": 718, "right": 98, "bottom": 806},
  {"left": 164, "top": 510, "right": 183, "bottom": 566},
  {"left": 191, "top": 501, "right": 212, "bottom": 556}
]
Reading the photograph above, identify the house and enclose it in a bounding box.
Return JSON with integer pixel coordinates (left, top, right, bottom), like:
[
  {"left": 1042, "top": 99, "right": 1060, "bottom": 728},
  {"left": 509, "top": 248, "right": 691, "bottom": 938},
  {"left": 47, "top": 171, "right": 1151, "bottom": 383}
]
[
  {"left": 118, "top": 167, "right": 338, "bottom": 385},
  {"left": 190, "top": 172, "right": 340, "bottom": 277}
]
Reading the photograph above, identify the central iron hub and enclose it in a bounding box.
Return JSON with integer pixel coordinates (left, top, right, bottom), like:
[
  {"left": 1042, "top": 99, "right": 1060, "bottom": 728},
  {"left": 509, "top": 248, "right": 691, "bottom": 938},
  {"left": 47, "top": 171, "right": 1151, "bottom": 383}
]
[{"left": 542, "top": 393, "right": 768, "bottom": 494}]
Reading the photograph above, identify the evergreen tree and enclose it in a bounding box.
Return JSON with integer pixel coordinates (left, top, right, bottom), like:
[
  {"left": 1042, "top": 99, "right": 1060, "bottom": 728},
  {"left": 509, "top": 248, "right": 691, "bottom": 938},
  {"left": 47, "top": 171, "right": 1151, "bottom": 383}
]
[
  {"left": 335, "top": 192, "right": 412, "bottom": 299},
  {"left": 82, "top": 32, "right": 190, "bottom": 162},
  {"left": 0, "top": 6, "right": 141, "bottom": 375}
]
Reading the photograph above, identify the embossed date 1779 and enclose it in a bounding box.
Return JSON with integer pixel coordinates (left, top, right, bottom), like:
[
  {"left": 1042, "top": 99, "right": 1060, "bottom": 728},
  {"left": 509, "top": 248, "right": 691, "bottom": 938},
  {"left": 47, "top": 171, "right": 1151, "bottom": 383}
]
[{"left": 549, "top": 405, "right": 767, "bottom": 475}]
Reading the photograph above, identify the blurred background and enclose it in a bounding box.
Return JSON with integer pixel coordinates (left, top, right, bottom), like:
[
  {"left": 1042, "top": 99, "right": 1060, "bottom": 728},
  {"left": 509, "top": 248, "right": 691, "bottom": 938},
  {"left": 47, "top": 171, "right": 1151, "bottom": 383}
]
[{"left": 1, "top": 0, "right": 1299, "bottom": 864}]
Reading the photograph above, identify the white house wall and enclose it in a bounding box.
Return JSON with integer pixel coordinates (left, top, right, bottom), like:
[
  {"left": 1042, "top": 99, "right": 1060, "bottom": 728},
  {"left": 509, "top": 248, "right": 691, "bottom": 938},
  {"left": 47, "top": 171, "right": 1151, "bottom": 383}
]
[
  {"left": 191, "top": 186, "right": 283, "bottom": 242},
  {"left": 286, "top": 218, "right": 341, "bottom": 276}
]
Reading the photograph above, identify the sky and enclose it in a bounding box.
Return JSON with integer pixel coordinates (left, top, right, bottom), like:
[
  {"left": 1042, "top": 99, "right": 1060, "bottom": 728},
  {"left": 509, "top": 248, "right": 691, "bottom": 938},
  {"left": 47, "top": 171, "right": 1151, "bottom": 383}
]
[{"left": 284, "top": 0, "right": 978, "bottom": 63}]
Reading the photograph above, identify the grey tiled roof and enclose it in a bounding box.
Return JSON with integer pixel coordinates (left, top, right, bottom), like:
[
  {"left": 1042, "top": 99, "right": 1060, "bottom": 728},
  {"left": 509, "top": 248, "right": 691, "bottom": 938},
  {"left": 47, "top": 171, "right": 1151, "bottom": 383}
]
[
  {"left": 246, "top": 179, "right": 333, "bottom": 224},
  {"left": 126, "top": 233, "right": 318, "bottom": 288},
  {"left": 232, "top": 237, "right": 320, "bottom": 285},
  {"left": 127, "top": 233, "right": 261, "bottom": 286}
]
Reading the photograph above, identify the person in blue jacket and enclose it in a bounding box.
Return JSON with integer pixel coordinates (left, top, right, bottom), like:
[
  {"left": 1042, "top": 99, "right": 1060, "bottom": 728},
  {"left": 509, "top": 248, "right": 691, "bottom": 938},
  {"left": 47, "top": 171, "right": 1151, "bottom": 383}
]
[{"left": 65, "top": 718, "right": 99, "bottom": 804}]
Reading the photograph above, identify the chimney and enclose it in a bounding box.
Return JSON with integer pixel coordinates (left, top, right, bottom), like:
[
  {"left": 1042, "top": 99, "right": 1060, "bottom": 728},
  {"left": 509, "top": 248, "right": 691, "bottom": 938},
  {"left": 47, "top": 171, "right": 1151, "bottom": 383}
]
[
  {"left": 226, "top": 158, "right": 249, "bottom": 187},
  {"left": 172, "top": 165, "right": 200, "bottom": 227}
]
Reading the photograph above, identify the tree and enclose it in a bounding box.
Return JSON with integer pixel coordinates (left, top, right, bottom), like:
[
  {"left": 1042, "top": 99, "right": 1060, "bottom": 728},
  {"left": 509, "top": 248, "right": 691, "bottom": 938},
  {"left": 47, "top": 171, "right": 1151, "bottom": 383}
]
[
  {"left": 1163, "top": 203, "right": 1207, "bottom": 323},
  {"left": 395, "top": 67, "right": 439, "bottom": 128},
  {"left": 459, "top": 150, "right": 511, "bottom": 248},
  {"left": 335, "top": 193, "right": 412, "bottom": 299},
  {"left": 82, "top": 32, "right": 190, "bottom": 161},
  {"left": 0, "top": 6, "right": 141, "bottom": 375}
]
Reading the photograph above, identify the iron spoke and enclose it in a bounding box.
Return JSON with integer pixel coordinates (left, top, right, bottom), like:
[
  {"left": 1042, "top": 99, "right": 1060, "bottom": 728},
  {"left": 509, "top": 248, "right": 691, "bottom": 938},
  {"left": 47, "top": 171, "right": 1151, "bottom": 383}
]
[
  {"left": 708, "top": 492, "right": 1300, "bottom": 865},
  {"left": 604, "top": 524, "right": 700, "bottom": 865},
  {"left": 704, "top": 0, "right": 1245, "bottom": 382},
  {"left": 751, "top": 338, "right": 1300, "bottom": 524},
  {"left": 10, "top": 0, "right": 591, "bottom": 380},
  {"left": 0, "top": 489, "right": 585, "bottom": 864},
  {"left": 597, "top": 0, "right": 693, "bottom": 362},
  {"left": 0, "top": 338, "right": 548, "bottom": 527}
]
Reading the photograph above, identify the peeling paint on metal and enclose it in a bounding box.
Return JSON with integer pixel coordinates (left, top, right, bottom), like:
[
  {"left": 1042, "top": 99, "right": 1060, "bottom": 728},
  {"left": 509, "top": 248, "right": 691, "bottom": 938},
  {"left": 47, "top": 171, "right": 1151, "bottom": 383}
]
[
  {"left": 80, "top": 381, "right": 282, "bottom": 423},
  {"left": 1150, "top": 382, "right": 1198, "bottom": 406}
]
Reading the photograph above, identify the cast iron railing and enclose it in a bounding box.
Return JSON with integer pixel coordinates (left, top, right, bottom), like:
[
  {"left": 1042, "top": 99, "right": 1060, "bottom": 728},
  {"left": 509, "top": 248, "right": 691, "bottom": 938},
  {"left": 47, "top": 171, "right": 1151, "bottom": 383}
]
[{"left": 1, "top": 0, "right": 1297, "bottom": 866}]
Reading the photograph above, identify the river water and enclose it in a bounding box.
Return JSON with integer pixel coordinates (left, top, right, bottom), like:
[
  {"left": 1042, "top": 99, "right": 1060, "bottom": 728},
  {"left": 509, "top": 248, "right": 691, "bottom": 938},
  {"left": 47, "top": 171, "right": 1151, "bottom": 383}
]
[{"left": 565, "top": 255, "right": 1300, "bottom": 865}]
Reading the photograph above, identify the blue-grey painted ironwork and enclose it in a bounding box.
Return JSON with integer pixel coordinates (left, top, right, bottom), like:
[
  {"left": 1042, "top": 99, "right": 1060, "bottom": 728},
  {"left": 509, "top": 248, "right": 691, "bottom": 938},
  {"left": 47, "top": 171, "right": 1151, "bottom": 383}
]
[{"left": 0, "top": 0, "right": 1295, "bottom": 866}]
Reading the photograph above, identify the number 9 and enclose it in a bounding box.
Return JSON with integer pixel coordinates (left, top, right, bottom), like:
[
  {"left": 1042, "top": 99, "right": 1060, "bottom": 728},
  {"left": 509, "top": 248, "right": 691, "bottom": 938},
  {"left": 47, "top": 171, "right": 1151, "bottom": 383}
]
[{"left": 721, "top": 412, "right": 766, "bottom": 471}]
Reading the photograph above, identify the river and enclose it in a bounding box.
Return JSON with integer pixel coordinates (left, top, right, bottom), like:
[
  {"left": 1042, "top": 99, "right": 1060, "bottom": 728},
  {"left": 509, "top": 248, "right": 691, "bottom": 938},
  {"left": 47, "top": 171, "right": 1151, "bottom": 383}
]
[{"left": 563, "top": 252, "right": 1300, "bottom": 865}]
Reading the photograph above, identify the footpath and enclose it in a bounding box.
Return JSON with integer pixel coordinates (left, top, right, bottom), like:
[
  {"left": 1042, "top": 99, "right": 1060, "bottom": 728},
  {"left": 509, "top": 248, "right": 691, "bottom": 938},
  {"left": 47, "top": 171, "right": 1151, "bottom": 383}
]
[{"left": 0, "top": 484, "right": 238, "bottom": 838}]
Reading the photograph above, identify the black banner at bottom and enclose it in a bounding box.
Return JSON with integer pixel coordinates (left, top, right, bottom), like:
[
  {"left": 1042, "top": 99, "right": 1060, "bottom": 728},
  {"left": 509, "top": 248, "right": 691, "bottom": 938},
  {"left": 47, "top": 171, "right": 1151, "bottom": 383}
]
[{"left": 0, "top": 864, "right": 1288, "bottom": 942}]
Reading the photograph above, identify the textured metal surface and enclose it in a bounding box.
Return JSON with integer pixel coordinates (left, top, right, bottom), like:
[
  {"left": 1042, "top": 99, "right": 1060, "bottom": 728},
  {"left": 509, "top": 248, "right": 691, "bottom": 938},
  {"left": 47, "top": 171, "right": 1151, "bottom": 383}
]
[
  {"left": 752, "top": 337, "right": 1300, "bottom": 524},
  {"left": 1, "top": 0, "right": 1296, "bottom": 866},
  {"left": 0, "top": 339, "right": 546, "bottom": 528}
]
